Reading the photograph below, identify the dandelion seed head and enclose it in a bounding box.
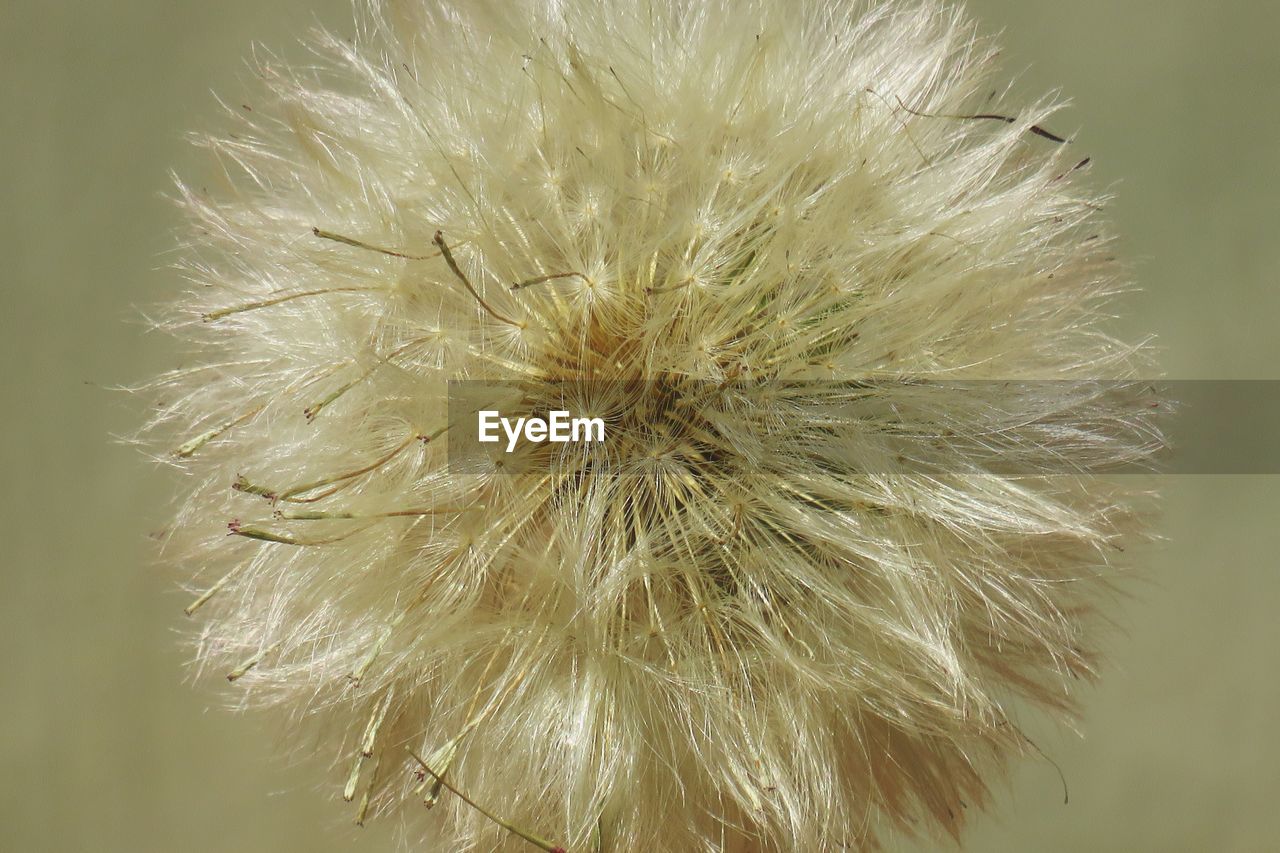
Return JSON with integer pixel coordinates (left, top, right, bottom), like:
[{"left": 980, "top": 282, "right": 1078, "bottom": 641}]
[{"left": 146, "top": 0, "right": 1161, "bottom": 850}]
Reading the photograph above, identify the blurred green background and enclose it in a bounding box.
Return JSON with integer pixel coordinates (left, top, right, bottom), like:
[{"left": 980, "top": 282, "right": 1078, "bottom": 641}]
[{"left": 2, "top": 1, "right": 1277, "bottom": 850}]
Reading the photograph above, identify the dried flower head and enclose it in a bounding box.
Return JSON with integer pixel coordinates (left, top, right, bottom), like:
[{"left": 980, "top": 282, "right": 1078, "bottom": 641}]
[{"left": 145, "top": 0, "right": 1161, "bottom": 850}]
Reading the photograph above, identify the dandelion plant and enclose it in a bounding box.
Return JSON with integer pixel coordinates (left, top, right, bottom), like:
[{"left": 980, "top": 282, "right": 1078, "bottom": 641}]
[{"left": 145, "top": 1, "right": 1162, "bottom": 849}]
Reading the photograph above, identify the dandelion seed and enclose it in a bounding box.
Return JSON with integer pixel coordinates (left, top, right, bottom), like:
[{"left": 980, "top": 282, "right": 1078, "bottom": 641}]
[{"left": 145, "top": 1, "right": 1162, "bottom": 850}]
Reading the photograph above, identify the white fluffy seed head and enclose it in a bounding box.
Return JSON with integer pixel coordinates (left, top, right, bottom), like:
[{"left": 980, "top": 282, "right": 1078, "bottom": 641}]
[{"left": 145, "top": 0, "right": 1161, "bottom": 849}]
